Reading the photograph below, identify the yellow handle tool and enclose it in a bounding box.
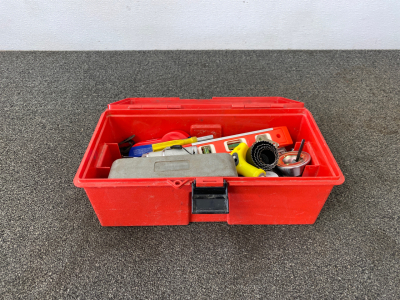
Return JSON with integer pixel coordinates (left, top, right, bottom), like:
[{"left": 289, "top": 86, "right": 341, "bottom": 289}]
[
  {"left": 230, "top": 143, "right": 266, "bottom": 177},
  {"left": 152, "top": 137, "right": 198, "bottom": 152}
]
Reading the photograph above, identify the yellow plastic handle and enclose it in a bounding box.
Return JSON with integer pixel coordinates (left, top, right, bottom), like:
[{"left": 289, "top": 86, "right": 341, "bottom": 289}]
[
  {"left": 230, "top": 143, "right": 266, "bottom": 177},
  {"left": 152, "top": 137, "right": 198, "bottom": 152}
]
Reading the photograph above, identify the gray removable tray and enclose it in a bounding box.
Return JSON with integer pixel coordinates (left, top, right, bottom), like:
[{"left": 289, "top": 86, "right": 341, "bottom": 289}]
[{"left": 108, "top": 153, "right": 238, "bottom": 179}]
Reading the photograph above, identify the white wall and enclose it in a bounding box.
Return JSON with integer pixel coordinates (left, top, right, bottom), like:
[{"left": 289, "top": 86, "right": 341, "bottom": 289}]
[{"left": 1, "top": 0, "right": 399, "bottom": 50}]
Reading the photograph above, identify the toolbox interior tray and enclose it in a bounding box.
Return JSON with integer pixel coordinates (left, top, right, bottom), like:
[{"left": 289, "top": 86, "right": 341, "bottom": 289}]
[{"left": 74, "top": 97, "right": 344, "bottom": 226}]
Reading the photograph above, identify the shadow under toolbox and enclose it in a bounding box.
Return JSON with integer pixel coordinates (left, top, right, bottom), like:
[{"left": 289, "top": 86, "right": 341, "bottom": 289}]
[{"left": 73, "top": 97, "right": 344, "bottom": 226}]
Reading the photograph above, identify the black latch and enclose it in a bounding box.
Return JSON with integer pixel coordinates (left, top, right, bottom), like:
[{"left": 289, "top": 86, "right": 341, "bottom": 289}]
[{"left": 191, "top": 180, "right": 229, "bottom": 214}]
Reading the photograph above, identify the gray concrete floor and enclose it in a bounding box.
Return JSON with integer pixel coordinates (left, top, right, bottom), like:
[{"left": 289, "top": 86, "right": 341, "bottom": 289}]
[{"left": 1, "top": 51, "right": 399, "bottom": 299}]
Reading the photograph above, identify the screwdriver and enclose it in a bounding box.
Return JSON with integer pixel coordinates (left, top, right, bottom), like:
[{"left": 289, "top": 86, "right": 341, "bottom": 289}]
[
  {"left": 152, "top": 135, "right": 212, "bottom": 152},
  {"left": 129, "top": 135, "right": 213, "bottom": 157}
]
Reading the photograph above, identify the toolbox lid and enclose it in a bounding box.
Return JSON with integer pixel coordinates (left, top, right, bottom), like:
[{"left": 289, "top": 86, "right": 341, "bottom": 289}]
[{"left": 107, "top": 97, "right": 304, "bottom": 110}]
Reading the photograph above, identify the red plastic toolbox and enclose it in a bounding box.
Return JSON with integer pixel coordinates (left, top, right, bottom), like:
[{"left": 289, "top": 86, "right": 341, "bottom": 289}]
[{"left": 74, "top": 97, "right": 344, "bottom": 226}]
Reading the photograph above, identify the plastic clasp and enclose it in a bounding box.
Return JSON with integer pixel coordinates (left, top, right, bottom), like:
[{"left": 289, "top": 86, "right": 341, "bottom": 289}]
[{"left": 191, "top": 179, "right": 229, "bottom": 214}]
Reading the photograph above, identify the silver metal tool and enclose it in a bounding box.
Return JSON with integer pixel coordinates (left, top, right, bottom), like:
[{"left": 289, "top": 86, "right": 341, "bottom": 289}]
[
  {"left": 196, "top": 135, "right": 214, "bottom": 142},
  {"left": 142, "top": 146, "right": 197, "bottom": 157},
  {"left": 276, "top": 151, "right": 311, "bottom": 177},
  {"left": 265, "top": 171, "right": 279, "bottom": 177}
]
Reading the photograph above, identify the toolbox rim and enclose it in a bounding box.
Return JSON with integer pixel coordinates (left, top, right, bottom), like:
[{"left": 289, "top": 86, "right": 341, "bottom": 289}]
[{"left": 74, "top": 97, "right": 344, "bottom": 188}]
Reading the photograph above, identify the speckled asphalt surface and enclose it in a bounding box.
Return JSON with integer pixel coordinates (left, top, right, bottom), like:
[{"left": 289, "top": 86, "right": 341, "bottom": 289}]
[{"left": 1, "top": 51, "right": 399, "bottom": 299}]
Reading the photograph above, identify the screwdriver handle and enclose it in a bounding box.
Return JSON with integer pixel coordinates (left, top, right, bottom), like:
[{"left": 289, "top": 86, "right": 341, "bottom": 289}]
[{"left": 152, "top": 137, "right": 198, "bottom": 152}]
